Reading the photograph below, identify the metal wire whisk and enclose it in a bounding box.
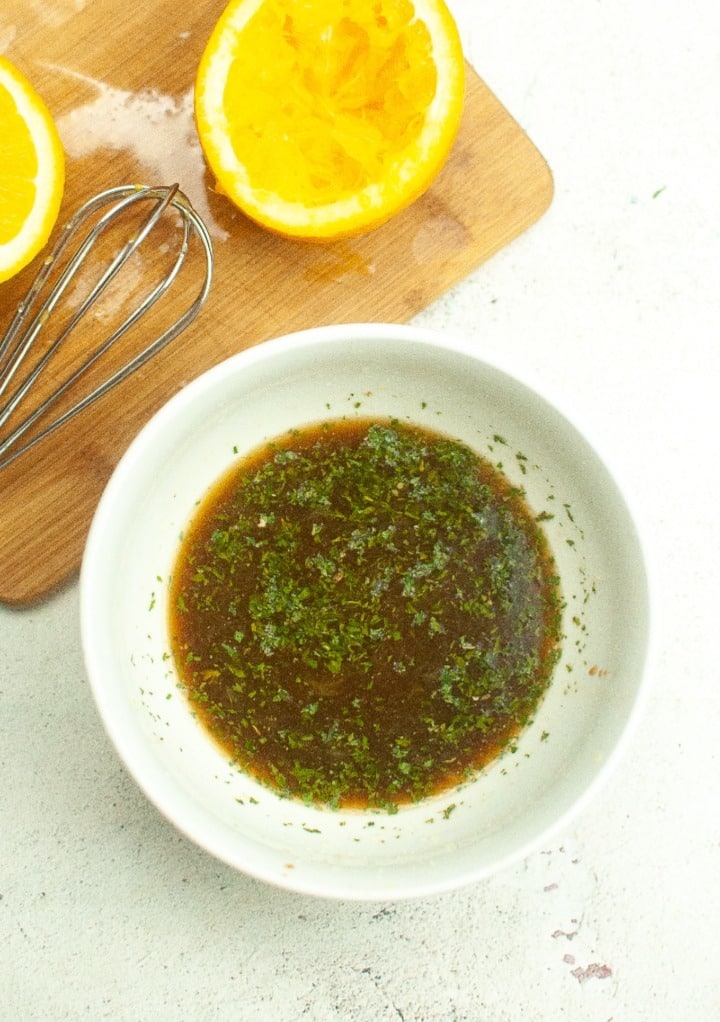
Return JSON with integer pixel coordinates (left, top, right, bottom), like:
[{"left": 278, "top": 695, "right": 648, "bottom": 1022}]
[{"left": 0, "top": 183, "right": 214, "bottom": 471}]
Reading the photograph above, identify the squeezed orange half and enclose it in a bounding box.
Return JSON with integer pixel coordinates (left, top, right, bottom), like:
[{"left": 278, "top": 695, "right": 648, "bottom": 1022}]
[
  {"left": 0, "top": 56, "right": 65, "bottom": 283},
  {"left": 195, "top": 0, "right": 465, "bottom": 239}
]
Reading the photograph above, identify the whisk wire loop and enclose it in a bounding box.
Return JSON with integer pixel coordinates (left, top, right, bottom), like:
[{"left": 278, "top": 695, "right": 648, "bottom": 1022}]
[{"left": 0, "top": 184, "right": 214, "bottom": 471}]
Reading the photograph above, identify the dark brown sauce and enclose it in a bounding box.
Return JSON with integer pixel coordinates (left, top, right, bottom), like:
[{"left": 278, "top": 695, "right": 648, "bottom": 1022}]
[{"left": 169, "top": 419, "right": 562, "bottom": 810}]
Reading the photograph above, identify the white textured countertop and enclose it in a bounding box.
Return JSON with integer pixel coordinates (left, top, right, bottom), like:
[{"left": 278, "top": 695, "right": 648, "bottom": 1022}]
[{"left": 2, "top": 1, "right": 719, "bottom": 1019}]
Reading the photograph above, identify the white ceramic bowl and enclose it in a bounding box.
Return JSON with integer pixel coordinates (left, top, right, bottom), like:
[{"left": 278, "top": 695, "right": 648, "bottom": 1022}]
[{"left": 80, "top": 323, "right": 652, "bottom": 900}]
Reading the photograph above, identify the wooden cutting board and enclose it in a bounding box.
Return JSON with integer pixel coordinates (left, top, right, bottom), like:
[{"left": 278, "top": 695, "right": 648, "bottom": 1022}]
[{"left": 0, "top": 0, "right": 553, "bottom": 605}]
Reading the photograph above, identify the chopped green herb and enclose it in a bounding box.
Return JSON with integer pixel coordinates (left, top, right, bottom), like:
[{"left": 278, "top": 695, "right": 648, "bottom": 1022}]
[{"left": 169, "top": 419, "right": 562, "bottom": 811}]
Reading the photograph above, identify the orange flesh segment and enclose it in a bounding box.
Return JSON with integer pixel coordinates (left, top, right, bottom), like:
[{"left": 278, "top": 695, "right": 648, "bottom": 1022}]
[
  {"left": 0, "top": 84, "right": 38, "bottom": 243},
  {"left": 223, "top": 0, "right": 437, "bottom": 206}
]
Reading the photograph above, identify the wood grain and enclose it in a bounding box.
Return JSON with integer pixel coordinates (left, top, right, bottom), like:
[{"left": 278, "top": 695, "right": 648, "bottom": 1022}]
[{"left": 0, "top": 0, "right": 553, "bottom": 604}]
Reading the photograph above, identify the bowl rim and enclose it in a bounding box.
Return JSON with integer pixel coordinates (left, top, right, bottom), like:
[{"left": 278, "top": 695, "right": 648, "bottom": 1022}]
[{"left": 80, "top": 321, "right": 657, "bottom": 899}]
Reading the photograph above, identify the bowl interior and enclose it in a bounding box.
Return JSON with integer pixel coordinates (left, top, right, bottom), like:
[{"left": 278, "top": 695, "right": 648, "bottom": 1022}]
[{"left": 81, "top": 324, "right": 651, "bottom": 899}]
